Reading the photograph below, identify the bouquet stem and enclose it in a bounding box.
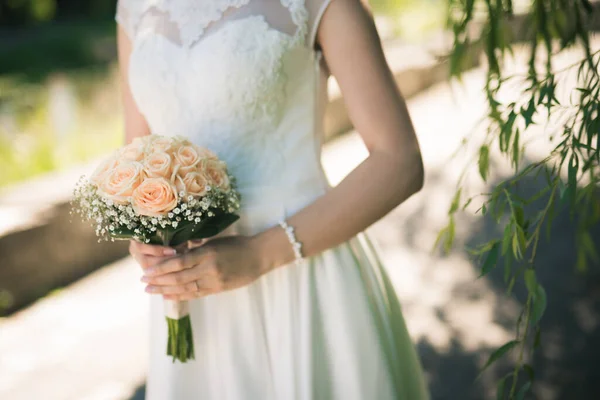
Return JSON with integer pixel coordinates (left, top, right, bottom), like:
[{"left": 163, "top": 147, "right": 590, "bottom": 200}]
[
  {"left": 163, "top": 299, "right": 195, "bottom": 363},
  {"left": 160, "top": 228, "right": 195, "bottom": 363},
  {"left": 166, "top": 315, "right": 195, "bottom": 362}
]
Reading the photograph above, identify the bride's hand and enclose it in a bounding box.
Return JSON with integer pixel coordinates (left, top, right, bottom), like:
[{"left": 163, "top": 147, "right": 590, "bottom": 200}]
[
  {"left": 129, "top": 240, "right": 178, "bottom": 271},
  {"left": 140, "top": 235, "right": 268, "bottom": 300}
]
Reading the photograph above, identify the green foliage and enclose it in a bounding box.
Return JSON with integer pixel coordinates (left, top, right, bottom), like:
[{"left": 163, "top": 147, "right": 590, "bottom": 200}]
[
  {"left": 0, "top": 0, "right": 117, "bottom": 26},
  {"left": 443, "top": 0, "right": 600, "bottom": 398}
]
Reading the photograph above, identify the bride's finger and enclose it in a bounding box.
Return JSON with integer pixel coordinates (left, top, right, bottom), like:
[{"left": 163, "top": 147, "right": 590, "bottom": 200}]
[
  {"left": 144, "top": 252, "right": 200, "bottom": 276},
  {"left": 129, "top": 240, "right": 176, "bottom": 257},
  {"left": 186, "top": 238, "right": 208, "bottom": 251},
  {"left": 145, "top": 281, "right": 198, "bottom": 294},
  {"left": 134, "top": 254, "right": 166, "bottom": 270},
  {"left": 143, "top": 265, "right": 202, "bottom": 286},
  {"left": 163, "top": 290, "right": 215, "bottom": 301}
]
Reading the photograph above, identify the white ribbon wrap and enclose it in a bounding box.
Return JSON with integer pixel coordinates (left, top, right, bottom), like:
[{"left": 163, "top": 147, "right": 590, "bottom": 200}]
[{"left": 164, "top": 299, "right": 190, "bottom": 319}]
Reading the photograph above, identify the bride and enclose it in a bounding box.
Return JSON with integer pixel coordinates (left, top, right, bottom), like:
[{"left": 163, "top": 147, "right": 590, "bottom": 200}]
[{"left": 120, "top": 0, "right": 429, "bottom": 398}]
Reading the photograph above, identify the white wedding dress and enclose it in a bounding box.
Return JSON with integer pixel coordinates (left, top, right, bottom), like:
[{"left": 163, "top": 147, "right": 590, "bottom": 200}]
[{"left": 116, "top": 1, "right": 429, "bottom": 399}]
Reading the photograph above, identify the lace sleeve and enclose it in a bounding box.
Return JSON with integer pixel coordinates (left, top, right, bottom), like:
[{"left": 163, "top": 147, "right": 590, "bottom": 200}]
[
  {"left": 115, "top": 0, "right": 140, "bottom": 40},
  {"left": 306, "top": 0, "right": 334, "bottom": 48}
]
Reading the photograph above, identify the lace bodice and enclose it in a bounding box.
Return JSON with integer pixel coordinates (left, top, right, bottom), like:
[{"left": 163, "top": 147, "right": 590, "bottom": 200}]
[{"left": 116, "top": 0, "right": 334, "bottom": 225}]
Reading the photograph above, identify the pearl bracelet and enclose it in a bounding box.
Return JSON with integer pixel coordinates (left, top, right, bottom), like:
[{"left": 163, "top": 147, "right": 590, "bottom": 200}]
[{"left": 278, "top": 220, "right": 303, "bottom": 263}]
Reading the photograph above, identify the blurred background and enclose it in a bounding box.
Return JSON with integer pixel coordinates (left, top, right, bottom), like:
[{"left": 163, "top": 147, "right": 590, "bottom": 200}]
[{"left": 1, "top": 1, "right": 600, "bottom": 399}]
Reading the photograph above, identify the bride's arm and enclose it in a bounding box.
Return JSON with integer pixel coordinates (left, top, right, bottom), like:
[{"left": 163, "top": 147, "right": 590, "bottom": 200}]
[
  {"left": 117, "top": 26, "right": 151, "bottom": 144},
  {"left": 254, "top": 0, "right": 424, "bottom": 269},
  {"left": 140, "top": 0, "right": 423, "bottom": 299}
]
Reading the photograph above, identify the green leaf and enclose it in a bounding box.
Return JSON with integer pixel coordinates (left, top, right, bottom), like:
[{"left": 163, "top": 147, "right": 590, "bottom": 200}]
[
  {"left": 523, "top": 363, "right": 535, "bottom": 382},
  {"left": 480, "top": 340, "right": 520, "bottom": 375},
  {"left": 469, "top": 240, "right": 499, "bottom": 255},
  {"left": 500, "top": 111, "right": 517, "bottom": 153},
  {"left": 531, "top": 284, "right": 547, "bottom": 324},
  {"left": 524, "top": 269, "right": 538, "bottom": 295},
  {"left": 188, "top": 213, "right": 240, "bottom": 242},
  {"left": 462, "top": 196, "right": 474, "bottom": 211},
  {"left": 558, "top": 178, "right": 567, "bottom": 200},
  {"left": 522, "top": 98, "right": 536, "bottom": 127},
  {"left": 517, "top": 225, "right": 527, "bottom": 251},
  {"left": 433, "top": 225, "right": 449, "bottom": 253},
  {"left": 110, "top": 227, "right": 135, "bottom": 240},
  {"left": 450, "top": 188, "right": 462, "bottom": 214},
  {"left": 514, "top": 206, "right": 525, "bottom": 228},
  {"left": 581, "top": 231, "right": 599, "bottom": 263},
  {"left": 445, "top": 217, "right": 456, "bottom": 253},
  {"left": 480, "top": 242, "right": 500, "bottom": 277},
  {"left": 502, "top": 222, "right": 513, "bottom": 255},
  {"left": 482, "top": 203, "right": 487, "bottom": 215},
  {"left": 516, "top": 381, "right": 532, "bottom": 400},
  {"left": 512, "top": 128, "right": 520, "bottom": 169},
  {"left": 568, "top": 153, "right": 579, "bottom": 204},
  {"left": 479, "top": 145, "right": 490, "bottom": 181},
  {"left": 496, "top": 374, "right": 507, "bottom": 400},
  {"left": 507, "top": 275, "right": 516, "bottom": 295},
  {"left": 512, "top": 233, "right": 522, "bottom": 260},
  {"left": 169, "top": 213, "right": 240, "bottom": 246}
]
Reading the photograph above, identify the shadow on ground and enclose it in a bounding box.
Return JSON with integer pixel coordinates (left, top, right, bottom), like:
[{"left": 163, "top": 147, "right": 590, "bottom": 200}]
[{"left": 416, "top": 163, "right": 600, "bottom": 400}]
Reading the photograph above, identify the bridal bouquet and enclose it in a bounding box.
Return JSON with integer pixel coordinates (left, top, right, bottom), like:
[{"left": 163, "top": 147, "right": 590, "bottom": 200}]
[{"left": 72, "top": 134, "right": 241, "bottom": 363}]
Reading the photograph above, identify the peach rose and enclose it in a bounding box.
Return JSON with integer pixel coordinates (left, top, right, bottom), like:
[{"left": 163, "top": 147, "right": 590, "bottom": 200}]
[
  {"left": 131, "top": 177, "right": 178, "bottom": 217},
  {"left": 201, "top": 159, "right": 230, "bottom": 190},
  {"left": 149, "top": 136, "right": 174, "bottom": 153},
  {"left": 173, "top": 135, "right": 192, "bottom": 146},
  {"left": 90, "top": 155, "right": 119, "bottom": 186},
  {"left": 143, "top": 151, "right": 173, "bottom": 179},
  {"left": 193, "top": 144, "right": 218, "bottom": 160},
  {"left": 175, "top": 171, "right": 209, "bottom": 198},
  {"left": 97, "top": 161, "right": 144, "bottom": 204},
  {"left": 120, "top": 140, "right": 146, "bottom": 162},
  {"left": 173, "top": 145, "right": 203, "bottom": 175}
]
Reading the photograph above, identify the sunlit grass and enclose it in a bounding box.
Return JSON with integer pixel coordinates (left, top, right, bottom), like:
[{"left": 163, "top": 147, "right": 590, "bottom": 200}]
[
  {"left": 0, "top": 67, "right": 123, "bottom": 188},
  {"left": 370, "top": 0, "right": 446, "bottom": 41},
  {"left": 0, "top": 20, "right": 122, "bottom": 189}
]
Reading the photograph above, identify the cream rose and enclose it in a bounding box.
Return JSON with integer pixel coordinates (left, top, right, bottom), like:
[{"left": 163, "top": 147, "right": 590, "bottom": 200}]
[
  {"left": 149, "top": 136, "right": 175, "bottom": 153},
  {"left": 90, "top": 156, "right": 119, "bottom": 186},
  {"left": 193, "top": 144, "right": 218, "bottom": 160},
  {"left": 201, "top": 159, "right": 230, "bottom": 190},
  {"left": 144, "top": 151, "right": 174, "bottom": 179},
  {"left": 173, "top": 145, "right": 203, "bottom": 175},
  {"left": 172, "top": 135, "right": 192, "bottom": 146},
  {"left": 120, "top": 140, "right": 146, "bottom": 161},
  {"left": 131, "top": 177, "right": 178, "bottom": 217},
  {"left": 97, "top": 161, "right": 144, "bottom": 204},
  {"left": 175, "top": 171, "right": 210, "bottom": 198}
]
